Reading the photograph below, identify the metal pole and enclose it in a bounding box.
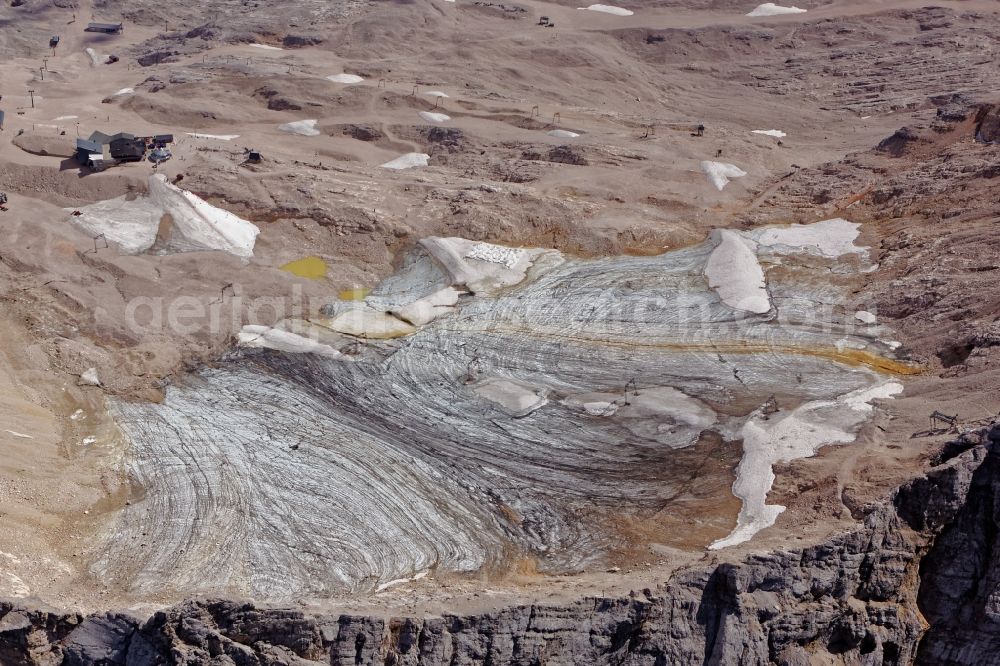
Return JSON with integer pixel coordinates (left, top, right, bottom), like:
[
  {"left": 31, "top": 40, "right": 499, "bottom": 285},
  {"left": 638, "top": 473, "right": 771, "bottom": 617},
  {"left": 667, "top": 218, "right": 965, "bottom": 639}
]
[{"left": 28, "top": 90, "right": 35, "bottom": 108}]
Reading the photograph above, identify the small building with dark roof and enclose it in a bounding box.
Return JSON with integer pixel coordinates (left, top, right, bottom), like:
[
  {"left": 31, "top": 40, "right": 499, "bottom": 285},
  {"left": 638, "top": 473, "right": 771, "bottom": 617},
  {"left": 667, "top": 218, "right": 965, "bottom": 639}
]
[
  {"left": 76, "top": 131, "right": 146, "bottom": 165},
  {"left": 85, "top": 22, "right": 124, "bottom": 34},
  {"left": 109, "top": 136, "right": 146, "bottom": 162}
]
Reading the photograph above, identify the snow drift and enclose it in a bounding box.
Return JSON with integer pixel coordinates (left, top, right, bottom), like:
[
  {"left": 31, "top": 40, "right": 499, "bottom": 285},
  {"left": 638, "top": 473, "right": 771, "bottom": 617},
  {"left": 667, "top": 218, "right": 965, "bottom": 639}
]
[
  {"left": 278, "top": 120, "right": 320, "bottom": 136},
  {"left": 580, "top": 4, "right": 634, "bottom": 16},
  {"left": 70, "top": 175, "right": 260, "bottom": 258},
  {"left": 747, "top": 3, "right": 807, "bottom": 17},
  {"left": 701, "top": 161, "right": 747, "bottom": 191},
  {"left": 381, "top": 153, "right": 430, "bottom": 170},
  {"left": 326, "top": 74, "right": 364, "bottom": 84}
]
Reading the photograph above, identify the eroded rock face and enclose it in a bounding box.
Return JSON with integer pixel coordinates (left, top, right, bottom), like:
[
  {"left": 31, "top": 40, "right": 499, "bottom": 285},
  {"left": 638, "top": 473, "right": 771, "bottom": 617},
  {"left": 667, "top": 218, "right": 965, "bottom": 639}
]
[
  {"left": 914, "top": 427, "right": 1000, "bottom": 665},
  {"left": 4, "top": 430, "right": 998, "bottom": 665},
  {"left": 877, "top": 127, "right": 923, "bottom": 157},
  {"left": 975, "top": 104, "right": 1000, "bottom": 144}
]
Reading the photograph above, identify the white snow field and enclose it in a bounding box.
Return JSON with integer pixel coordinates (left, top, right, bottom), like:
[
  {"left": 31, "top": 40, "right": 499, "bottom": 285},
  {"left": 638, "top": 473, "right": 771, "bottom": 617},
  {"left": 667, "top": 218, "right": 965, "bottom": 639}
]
[
  {"left": 701, "top": 161, "right": 748, "bottom": 190},
  {"left": 580, "top": 4, "right": 634, "bottom": 16},
  {"left": 747, "top": 3, "right": 807, "bottom": 17},
  {"left": 750, "top": 217, "right": 865, "bottom": 258},
  {"left": 326, "top": 73, "right": 364, "bottom": 84},
  {"left": 278, "top": 119, "right": 321, "bottom": 136},
  {"left": 710, "top": 381, "right": 903, "bottom": 550},
  {"left": 418, "top": 111, "right": 451, "bottom": 123},
  {"left": 380, "top": 153, "right": 430, "bottom": 170},
  {"left": 752, "top": 129, "right": 787, "bottom": 138},
  {"left": 424, "top": 91, "right": 450, "bottom": 98},
  {"left": 70, "top": 175, "right": 260, "bottom": 258},
  {"left": 547, "top": 129, "right": 580, "bottom": 138},
  {"left": 705, "top": 230, "right": 770, "bottom": 314}
]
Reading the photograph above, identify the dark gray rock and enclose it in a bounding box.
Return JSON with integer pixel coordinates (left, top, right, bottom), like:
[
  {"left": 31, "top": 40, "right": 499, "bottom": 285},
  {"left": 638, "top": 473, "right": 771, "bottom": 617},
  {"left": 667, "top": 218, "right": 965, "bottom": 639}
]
[
  {"left": 876, "top": 127, "right": 923, "bottom": 157},
  {"left": 976, "top": 104, "right": 1000, "bottom": 144},
  {"left": 63, "top": 615, "right": 140, "bottom": 666}
]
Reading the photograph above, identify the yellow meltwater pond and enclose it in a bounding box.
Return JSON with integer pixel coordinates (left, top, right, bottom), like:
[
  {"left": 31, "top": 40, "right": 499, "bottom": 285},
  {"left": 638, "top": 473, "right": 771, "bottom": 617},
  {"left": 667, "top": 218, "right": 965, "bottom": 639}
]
[{"left": 279, "top": 256, "right": 328, "bottom": 280}]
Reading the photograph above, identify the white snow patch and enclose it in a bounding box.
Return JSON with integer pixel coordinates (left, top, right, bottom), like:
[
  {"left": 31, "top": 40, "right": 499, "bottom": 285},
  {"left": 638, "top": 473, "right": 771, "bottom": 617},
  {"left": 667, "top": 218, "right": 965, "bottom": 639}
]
[
  {"left": 418, "top": 111, "right": 451, "bottom": 123},
  {"left": 278, "top": 119, "right": 320, "bottom": 136},
  {"left": 751, "top": 218, "right": 865, "bottom": 258},
  {"left": 249, "top": 43, "right": 283, "bottom": 50},
  {"left": 705, "top": 230, "right": 770, "bottom": 314},
  {"left": 326, "top": 73, "right": 364, "bottom": 84},
  {"left": 70, "top": 175, "right": 260, "bottom": 258},
  {"left": 53, "top": 115, "right": 78, "bottom": 121},
  {"left": 4, "top": 430, "right": 33, "bottom": 439},
  {"left": 711, "top": 381, "right": 902, "bottom": 550},
  {"left": 747, "top": 3, "right": 807, "bottom": 17},
  {"left": 420, "top": 237, "right": 555, "bottom": 295},
  {"left": 79, "top": 368, "right": 101, "bottom": 387},
  {"left": 81, "top": 436, "right": 97, "bottom": 446},
  {"left": 187, "top": 132, "right": 240, "bottom": 140},
  {"left": 424, "top": 91, "right": 450, "bottom": 98},
  {"left": 380, "top": 153, "right": 430, "bottom": 170},
  {"left": 752, "top": 129, "right": 786, "bottom": 138},
  {"left": 855, "top": 310, "right": 877, "bottom": 325},
  {"left": 579, "top": 4, "right": 634, "bottom": 16},
  {"left": 327, "top": 309, "right": 416, "bottom": 339},
  {"left": 583, "top": 401, "right": 618, "bottom": 416},
  {"left": 701, "top": 161, "right": 747, "bottom": 191},
  {"left": 0, "top": 571, "right": 29, "bottom": 598},
  {"left": 238, "top": 325, "right": 343, "bottom": 358},
  {"left": 85, "top": 48, "right": 108, "bottom": 66},
  {"left": 114, "top": 87, "right": 134, "bottom": 96},
  {"left": 547, "top": 129, "right": 580, "bottom": 138},
  {"left": 466, "top": 243, "right": 525, "bottom": 269},
  {"left": 390, "top": 287, "right": 463, "bottom": 326},
  {"left": 375, "top": 570, "right": 429, "bottom": 593},
  {"left": 70, "top": 409, "right": 85, "bottom": 421},
  {"left": 473, "top": 378, "right": 548, "bottom": 417}
]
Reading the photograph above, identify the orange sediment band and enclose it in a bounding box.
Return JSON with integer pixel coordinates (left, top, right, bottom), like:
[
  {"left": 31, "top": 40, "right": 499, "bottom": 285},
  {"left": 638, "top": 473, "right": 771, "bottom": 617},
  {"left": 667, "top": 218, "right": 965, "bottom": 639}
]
[{"left": 438, "top": 323, "right": 923, "bottom": 376}]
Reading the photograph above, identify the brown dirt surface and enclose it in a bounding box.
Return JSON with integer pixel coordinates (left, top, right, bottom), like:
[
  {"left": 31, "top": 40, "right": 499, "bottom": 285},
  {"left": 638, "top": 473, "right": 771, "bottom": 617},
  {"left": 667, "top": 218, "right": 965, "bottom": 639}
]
[{"left": 0, "top": 0, "right": 997, "bottom": 614}]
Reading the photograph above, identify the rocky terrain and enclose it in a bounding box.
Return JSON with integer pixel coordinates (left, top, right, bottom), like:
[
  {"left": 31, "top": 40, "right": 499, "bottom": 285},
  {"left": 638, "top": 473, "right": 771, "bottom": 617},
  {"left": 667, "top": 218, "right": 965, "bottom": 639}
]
[
  {"left": 2, "top": 424, "right": 999, "bottom": 665},
  {"left": 0, "top": 0, "right": 999, "bottom": 663}
]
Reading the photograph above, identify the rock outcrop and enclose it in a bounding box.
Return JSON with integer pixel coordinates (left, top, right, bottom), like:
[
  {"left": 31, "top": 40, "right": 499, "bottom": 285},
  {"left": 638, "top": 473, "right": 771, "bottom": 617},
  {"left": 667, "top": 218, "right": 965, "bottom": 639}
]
[
  {"left": 4, "top": 428, "right": 999, "bottom": 665},
  {"left": 975, "top": 104, "right": 1000, "bottom": 144}
]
